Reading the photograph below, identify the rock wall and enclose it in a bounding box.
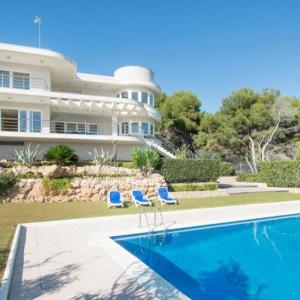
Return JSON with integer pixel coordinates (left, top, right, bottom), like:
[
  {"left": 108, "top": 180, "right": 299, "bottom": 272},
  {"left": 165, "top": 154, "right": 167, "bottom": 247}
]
[{"left": 1, "top": 174, "right": 166, "bottom": 203}]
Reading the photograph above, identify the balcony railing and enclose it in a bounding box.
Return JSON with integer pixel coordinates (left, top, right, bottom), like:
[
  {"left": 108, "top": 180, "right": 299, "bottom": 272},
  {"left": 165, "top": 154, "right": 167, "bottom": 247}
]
[
  {"left": 0, "top": 75, "right": 48, "bottom": 91},
  {"left": 0, "top": 118, "right": 154, "bottom": 137},
  {"left": 49, "top": 121, "right": 112, "bottom": 136},
  {"left": 1, "top": 117, "right": 19, "bottom": 131}
]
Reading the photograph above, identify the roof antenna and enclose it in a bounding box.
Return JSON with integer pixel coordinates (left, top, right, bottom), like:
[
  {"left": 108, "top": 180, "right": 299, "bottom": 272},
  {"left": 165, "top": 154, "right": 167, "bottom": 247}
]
[{"left": 34, "top": 16, "right": 42, "bottom": 48}]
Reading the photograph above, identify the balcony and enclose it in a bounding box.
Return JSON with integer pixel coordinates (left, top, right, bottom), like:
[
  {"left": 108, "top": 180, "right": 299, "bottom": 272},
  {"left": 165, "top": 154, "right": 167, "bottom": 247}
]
[
  {"left": 0, "top": 118, "right": 155, "bottom": 138},
  {"left": 0, "top": 72, "right": 48, "bottom": 91}
]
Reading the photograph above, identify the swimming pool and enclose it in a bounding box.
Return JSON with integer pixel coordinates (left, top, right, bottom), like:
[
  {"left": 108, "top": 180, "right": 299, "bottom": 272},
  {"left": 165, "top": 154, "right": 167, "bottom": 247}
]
[{"left": 114, "top": 214, "right": 300, "bottom": 299}]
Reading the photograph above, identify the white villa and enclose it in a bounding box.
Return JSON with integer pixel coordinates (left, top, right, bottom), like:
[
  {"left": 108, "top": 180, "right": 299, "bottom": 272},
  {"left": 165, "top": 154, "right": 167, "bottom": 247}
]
[{"left": 0, "top": 43, "right": 175, "bottom": 160}]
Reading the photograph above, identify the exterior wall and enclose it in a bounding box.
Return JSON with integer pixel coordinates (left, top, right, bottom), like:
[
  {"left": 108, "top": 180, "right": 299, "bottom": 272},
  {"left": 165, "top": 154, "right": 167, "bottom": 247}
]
[
  {"left": 52, "top": 85, "right": 116, "bottom": 97},
  {"left": 0, "top": 141, "right": 139, "bottom": 161}
]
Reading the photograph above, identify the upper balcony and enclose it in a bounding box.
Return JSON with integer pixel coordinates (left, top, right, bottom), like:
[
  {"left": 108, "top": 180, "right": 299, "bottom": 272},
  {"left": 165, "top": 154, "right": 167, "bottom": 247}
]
[{"left": 0, "top": 71, "right": 48, "bottom": 91}]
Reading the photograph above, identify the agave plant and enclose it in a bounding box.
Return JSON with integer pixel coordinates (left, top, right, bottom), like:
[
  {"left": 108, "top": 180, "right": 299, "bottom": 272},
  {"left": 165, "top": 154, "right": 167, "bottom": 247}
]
[
  {"left": 88, "top": 148, "right": 113, "bottom": 173},
  {"left": 14, "top": 144, "right": 42, "bottom": 167}
]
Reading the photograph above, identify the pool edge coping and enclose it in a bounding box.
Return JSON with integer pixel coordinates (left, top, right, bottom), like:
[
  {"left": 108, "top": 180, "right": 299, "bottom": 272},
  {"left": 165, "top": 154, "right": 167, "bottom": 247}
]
[{"left": 0, "top": 224, "right": 21, "bottom": 300}]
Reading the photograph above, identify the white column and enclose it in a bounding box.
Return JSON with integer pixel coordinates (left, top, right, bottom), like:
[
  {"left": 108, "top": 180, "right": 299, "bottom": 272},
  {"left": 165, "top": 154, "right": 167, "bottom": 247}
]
[{"left": 42, "top": 106, "right": 50, "bottom": 134}]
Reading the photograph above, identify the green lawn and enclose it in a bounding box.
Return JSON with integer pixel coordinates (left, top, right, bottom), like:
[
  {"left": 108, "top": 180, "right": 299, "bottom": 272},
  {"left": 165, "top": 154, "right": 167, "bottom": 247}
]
[{"left": 1, "top": 192, "right": 300, "bottom": 281}]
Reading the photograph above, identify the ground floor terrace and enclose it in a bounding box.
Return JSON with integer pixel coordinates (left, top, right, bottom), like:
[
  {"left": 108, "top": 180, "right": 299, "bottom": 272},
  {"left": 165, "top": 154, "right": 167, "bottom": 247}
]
[{"left": 1, "top": 193, "right": 300, "bottom": 299}]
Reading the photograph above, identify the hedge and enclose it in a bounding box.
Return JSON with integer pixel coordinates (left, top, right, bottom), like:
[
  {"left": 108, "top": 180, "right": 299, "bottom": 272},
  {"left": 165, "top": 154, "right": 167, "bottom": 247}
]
[
  {"left": 219, "top": 162, "right": 235, "bottom": 176},
  {"left": 160, "top": 159, "right": 221, "bottom": 183},
  {"left": 236, "top": 173, "right": 262, "bottom": 183},
  {"left": 259, "top": 161, "right": 300, "bottom": 188},
  {"left": 168, "top": 182, "right": 218, "bottom": 192}
]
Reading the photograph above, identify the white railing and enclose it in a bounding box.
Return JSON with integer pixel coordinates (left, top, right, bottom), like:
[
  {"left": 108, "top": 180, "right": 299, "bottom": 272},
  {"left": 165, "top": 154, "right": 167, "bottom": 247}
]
[
  {"left": 0, "top": 75, "right": 48, "bottom": 91},
  {"left": 48, "top": 121, "right": 112, "bottom": 136},
  {"left": 0, "top": 118, "right": 155, "bottom": 138}
]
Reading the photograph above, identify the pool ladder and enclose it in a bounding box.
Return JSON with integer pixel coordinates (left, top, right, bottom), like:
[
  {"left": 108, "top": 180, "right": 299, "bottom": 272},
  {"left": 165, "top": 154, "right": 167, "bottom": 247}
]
[{"left": 138, "top": 205, "right": 175, "bottom": 238}]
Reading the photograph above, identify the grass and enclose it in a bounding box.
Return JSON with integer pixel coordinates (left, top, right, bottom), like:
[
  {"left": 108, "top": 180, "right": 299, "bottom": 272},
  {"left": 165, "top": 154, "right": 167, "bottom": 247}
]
[{"left": 1, "top": 192, "right": 300, "bottom": 282}]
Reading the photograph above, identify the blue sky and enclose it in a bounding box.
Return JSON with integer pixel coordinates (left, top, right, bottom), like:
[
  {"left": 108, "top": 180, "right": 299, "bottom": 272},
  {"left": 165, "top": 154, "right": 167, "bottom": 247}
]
[{"left": 1, "top": 0, "right": 300, "bottom": 112}]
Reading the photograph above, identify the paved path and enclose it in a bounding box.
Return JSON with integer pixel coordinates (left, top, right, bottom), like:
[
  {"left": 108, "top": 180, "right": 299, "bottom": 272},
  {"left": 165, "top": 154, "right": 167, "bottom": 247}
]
[{"left": 9, "top": 200, "right": 300, "bottom": 300}]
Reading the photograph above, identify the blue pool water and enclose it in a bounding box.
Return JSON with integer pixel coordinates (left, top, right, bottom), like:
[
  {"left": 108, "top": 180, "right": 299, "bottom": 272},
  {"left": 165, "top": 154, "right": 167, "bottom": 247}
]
[{"left": 113, "top": 215, "right": 300, "bottom": 299}]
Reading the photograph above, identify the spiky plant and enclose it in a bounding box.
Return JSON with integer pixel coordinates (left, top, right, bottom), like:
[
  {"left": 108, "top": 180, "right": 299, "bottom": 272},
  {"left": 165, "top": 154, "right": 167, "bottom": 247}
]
[
  {"left": 132, "top": 148, "right": 161, "bottom": 176},
  {"left": 14, "top": 144, "right": 42, "bottom": 167},
  {"left": 88, "top": 148, "right": 113, "bottom": 173},
  {"left": 44, "top": 144, "right": 79, "bottom": 166}
]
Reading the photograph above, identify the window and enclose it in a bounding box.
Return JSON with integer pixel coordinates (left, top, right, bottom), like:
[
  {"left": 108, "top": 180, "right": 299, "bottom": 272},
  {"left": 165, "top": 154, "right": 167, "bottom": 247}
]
[
  {"left": 121, "top": 122, "right": 129, "bottom": 135},
  {"left": 150, "top": 124, "right": 154, "bottom": 135},
  {"left": 121, "top": 91, "right": 128, "bottom": 99},
  {"left": 131, "top": 91, "right": 139, "bottom": 101},
  {"left": 78, "top": 123, "right": 86, "bottom": 134},
  {"left": 19, "top": 111, "right": 27, "bottom": 132},
  {"left": 0, "top": 70, "right": 10, "bottom": 88},
  {"left": 88, "top": 124, "right": 98, "bottom": 135},
  {"left": 30, "top": 111, "right": 41, "bottom": 132},
  {"left": 142, "top": 92, "right": 148, "bottom": 104},
  {"left": 149, "top": 94, "right": 154, "bottom": 106},
  {"left": 13, "top": 72, "right": 30, "bottom": 89},
  {"left": 1, "top": 109, "right": 18, "bottom": 131},
  {"left": 66, "top": 123, "right": 76, "bottom": 133},
  {"left": 142, "top": 122, "right": 149, "bottom": 135},
  {"left": 131, "top": 122, "right": 139, "bottom": 135},
  {"left": 53, "top": 122, "right": 64, "bottom": 133}
]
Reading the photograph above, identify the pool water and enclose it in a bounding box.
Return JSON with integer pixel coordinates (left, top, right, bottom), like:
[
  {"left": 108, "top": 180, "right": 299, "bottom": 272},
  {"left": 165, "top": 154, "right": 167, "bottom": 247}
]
[{"left": 114, "top": 215, "right": 300, "bottom": 299}]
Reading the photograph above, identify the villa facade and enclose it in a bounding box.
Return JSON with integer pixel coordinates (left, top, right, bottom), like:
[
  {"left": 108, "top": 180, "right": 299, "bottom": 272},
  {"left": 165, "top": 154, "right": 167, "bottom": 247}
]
[{"left": 0, "top": 43, "right": 175, "bottom": 160}]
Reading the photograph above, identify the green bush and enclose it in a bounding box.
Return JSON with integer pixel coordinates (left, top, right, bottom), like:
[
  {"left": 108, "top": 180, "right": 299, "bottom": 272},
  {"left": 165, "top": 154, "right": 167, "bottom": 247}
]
[
  {"left": 117, "top": 161, "right": 136, "bottom": 169},
  {"left": 16, "top": 172, "right": 43, "bottom": 180},
  {"left": 43, "top": 178, "right": 72, "bottom": 195},
  {"left": 259, "top": 161, "right": 300, "bottom": 187},
  {"left": 132, "top": 148, "right": 161, "bottom": 175},
  {"left": 168, "top": 182, "right": 218, "bottom": 192},
  {"left": 44, "top": 145, "right": 79, "bottom": 166},
  {"left": 220, "top": 162, "right": 235, "bottom": 176},
  {"left": 0, "top": 173, "right": 16, "bottom": 196},
  {"left": 236, "top": 173, "right": 262, "bottom": 182},
  {"left": 160, "top": 159, "right": 221, "bottom": 183}
]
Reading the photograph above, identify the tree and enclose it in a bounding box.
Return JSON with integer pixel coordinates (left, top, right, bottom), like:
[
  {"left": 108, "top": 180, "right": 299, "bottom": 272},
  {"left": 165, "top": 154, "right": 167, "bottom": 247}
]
[
  {"left": 194, "top": 88, "right": 299, "bottom": 173},
  {"left": 158, "top": 91, "right": 202, "bottom": 152}
]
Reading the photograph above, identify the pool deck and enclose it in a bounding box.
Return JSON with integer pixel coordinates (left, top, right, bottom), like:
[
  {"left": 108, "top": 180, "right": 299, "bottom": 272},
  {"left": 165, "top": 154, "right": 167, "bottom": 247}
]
[{"left": 8, "top": 199, "right": 300, "bottom": 300}]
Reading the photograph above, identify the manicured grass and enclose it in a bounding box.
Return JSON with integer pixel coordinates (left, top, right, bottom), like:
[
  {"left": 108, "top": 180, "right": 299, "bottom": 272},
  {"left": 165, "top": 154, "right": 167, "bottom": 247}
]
[{"left": 1, "top": 192, "right": 300, "bottom": 281}]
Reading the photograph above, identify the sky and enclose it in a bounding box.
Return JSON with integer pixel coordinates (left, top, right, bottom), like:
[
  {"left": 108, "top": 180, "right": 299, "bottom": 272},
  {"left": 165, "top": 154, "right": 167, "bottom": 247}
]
[{"left": 0, "top": 0, "right": 300, "bottom": 112}]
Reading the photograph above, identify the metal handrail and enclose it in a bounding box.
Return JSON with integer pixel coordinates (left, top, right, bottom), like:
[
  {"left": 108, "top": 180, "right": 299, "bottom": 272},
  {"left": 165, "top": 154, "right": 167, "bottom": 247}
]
[
  {"left": 138, "top": 206, "right": 152, "bottom": 236},
  {"left": 0, "top": 75, "right": 48, "bottom": 90}
]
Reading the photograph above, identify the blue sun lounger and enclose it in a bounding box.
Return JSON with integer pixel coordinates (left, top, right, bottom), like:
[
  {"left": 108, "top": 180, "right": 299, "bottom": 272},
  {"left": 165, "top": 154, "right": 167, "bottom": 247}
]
[
  {"left": 157, "top": 187, "right": 177, "bottom": 205},
  {"left": 131, "top": 189, "right": 152, "bottom": 207},
  {"left": 107, "top": 190, "right": 124, "bottom": 208}
]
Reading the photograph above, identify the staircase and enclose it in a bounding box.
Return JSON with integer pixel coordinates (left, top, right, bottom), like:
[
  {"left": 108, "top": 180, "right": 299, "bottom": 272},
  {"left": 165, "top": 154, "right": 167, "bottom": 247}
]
[{"left": 144, "top": 135, "right": 176, "bottom": 159}]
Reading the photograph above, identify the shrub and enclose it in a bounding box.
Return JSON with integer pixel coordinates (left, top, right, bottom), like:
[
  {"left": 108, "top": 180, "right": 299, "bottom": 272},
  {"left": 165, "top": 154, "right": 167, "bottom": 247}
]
[
  {"left": 13, "top": 144, "right": 42, "bottom": 167},
  {"left": 117, "top": 161, "right": 136, "bottom": 169},
  {"left": 219, "top": 162, "right": 235, "bottom": 176},
  {"left": 0, "top": 173, "right": 16, "bottom": 196},
  {"left": 132, "top": 148, "right": 161, "bottom": 176},
  {"left": 236, "top": 173, "right": 262, "bottom": 183},
  {"left": 160, "top": 159, "right": 221, "bottom": 183},
  {"left": 168, "top": 182, "right": 218, "bottom": 192},
  {"left": 259, "top": 161, "right": 300, "bottom": 187},
  {"left": 44, "top": 145, "right": 79, "bottom": 166},
  {"left": 43, "top": 178, "right": 72, "bottom": 195},
  {"left": 88, "top": 148, "right": 113, "bottom": 173},
  {"left": 296, "top": 142, "right": 300, "bottom": 160},
  {"left": 16, "top": 172, "right": 43, "bottom": 180}
]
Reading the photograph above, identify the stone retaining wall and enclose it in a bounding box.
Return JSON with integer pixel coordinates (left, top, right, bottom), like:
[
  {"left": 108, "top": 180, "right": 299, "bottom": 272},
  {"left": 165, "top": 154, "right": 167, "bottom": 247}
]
[{"left": 1, "top": 173, "right": 166, "bottom": 203}]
